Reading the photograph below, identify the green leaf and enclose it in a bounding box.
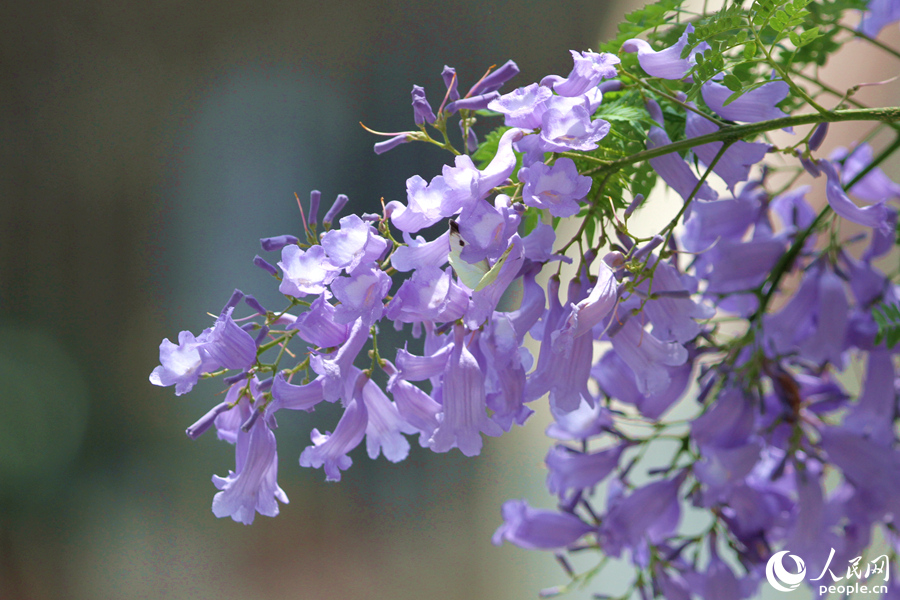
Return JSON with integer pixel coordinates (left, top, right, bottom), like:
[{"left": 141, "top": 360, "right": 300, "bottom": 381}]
[
  {"left": 874, "top": 303, "right": 900, "bottom": 348},
  {"left": 723, "top": 74, "right": 743, "bottom": 92},
  {"left": 743, "top": 41, "right": 757, "bottom": 59},
  {"left": 472, "top": 127, "right": 511, "bottom": 169}
]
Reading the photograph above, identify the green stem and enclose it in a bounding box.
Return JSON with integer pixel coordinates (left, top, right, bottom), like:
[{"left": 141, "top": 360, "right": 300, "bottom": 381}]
[
  {"left": 585, "top": 107, "right": 900, "bottom": 178},
  {"left": 754, "top": 133, "right": 900, "bottom": 318},
  {"left": 837, "top": 24, "right": 900, "bottom": 62},
  {"left": 258, "top": 330, "right": 297, "bottom": 353},
  {"left": 752, "top": 25, "right": 829, "bottom": 115}
]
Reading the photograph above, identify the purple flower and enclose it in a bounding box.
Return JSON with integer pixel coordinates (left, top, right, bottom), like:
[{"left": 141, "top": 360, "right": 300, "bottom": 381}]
[
  {"left": 479, "top": 314, "right": 533, "bottom": 431},
  {"left": 593, "top": 348, "right": 693, "bottom": 420},
  {"left": 770, "top": 186, "right": 816, "bottom": 233},
  {"left": 685, "top": 105, "right": 769, "bottom": 192},
  {"left": 320, "top": 214, "right": 389, "bottom": 274},
  {"left": 441, "top": 65, "right": 459, "bottom": 103},
  {"left": 622, "top": 24, "right": 707, "bottom": 80},
  {"left": 551, "top": 262, "right": 618, "bottom": 354},
  {"left": 268, "top": 373, "right": 325, "bottom": 414},
  {"left": 539, "top": 102, "right": 610, "bottom": 152},
  {"left": 692, "top": 387, "right": 755, "bottom": 449},
  {"left": 545, "top": 444, "right": 625, "bottom": 496},
  {"left": 842, "top": 350, "right": 896, "bottom": 446},
  {"left": 832, "top": 143, "right": 900, "bottom": 203},
  {"left": 387, "top": 174, "right": 452, "bottom": 233},
  {"left": 150, "top": 328, "right": 213, "bottom": 395},
  {"left": 701, "top": 80, "right": 789, "bottom": 123},
  {"left": 600, "top": 476, "right": 683, "bottom": 557},
  {"left": 309, "top": 318, "right": 370, "bottom": 402},
  {"left": 646, "top": 101, "right": 718, "bottom": 204},
  {"left": 374, "top": 134, "right": 411, "bottom": 155},
  {"left": 526, "top": 276, "right": 595, "bottom": 413},
  {"left": 639, "top": 258, "right": 713, "bottom": 344},
  {"left": 441, "top": 128, "right": 523, "bottom": 213},
  {"left": 299, "top": 372, "right": 369, "bottom": 481},
  {"left": 608, "top": 311, "right": 688, "bottom": 396},
  {"left": 361, "top": 378, "right": 415, "bottom": 462},
  {"left": 260, "top": 234, "right": 300, "bottom": 252},
  {"left": 455, "top": 196, "right": 517, "bottom": 262},
  {"left": 519, "top": 158, "right": 592, "bottom": 217},
  {"left": 384, "top": 359, "right": 442, "bottom": 448},
  {"left": 545, "top": 398, "right": 613, "bottom": 441},
  {"left": 446, "top": 91, "right": 501, "bottom": 113},
  {"left": 411, "top": 84, "right": 436, "bottom": 125},
  {"left": 390, "top": 230, "right": 450, "bottom": 272},
  {"left": 687, "top": 538, "right": 748, "bottom": 600},
  {"left": 701, "top": 234, "right": 786, "bottom": 294},
  {"left": 492, "top": 499, "right": 593, "bottom": 550},
  {"left": 289, "top": 293, "right": 350, "bottom": 348},
  {"left": 385, "top": 266, "right": 468, "bottom": 324},
  {"left": 544, "top": 50, "right": 620, "bottom": 97},
  {"left": 278, "top": 244, "right": 340, "bottom": 297},
  {"left": 466, "top": 60, "right": 520, "bottom": 97},
  {"left": 429, "top": 325, "right": 503, "bottom": 456},
  {"left": 681, "top": 185, "right": 762, "bottom": 253},
  {"left": 330, "top": 265, "right": 391, "bottom": 325},
  {"left": 821, "top": 159, "right": 892, "bottom": 234},
  {"left": 200, "top": 307, "right": 257, "bottom": 371},
  {"left": 465, "top": 234, "right": 526, "bottom": 328},
  {"left": 487, "top": 83, "right": 552, "bottom": 129},
  {"left": 820, "top": 426, "right": 900, "bottom": 519},
  {"left": 211, "top": 418, "right": 288, "bottom": 525},
  {"left": 859, "top": 0, "right": 900, "bottom": 37}
]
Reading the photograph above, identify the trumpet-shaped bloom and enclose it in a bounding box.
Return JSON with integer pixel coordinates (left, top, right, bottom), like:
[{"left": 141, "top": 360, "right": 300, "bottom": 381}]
[
  {"left": 321, "top": 214, "right": 389, "bottom": 274},
  {"left": 212, "top": 418, "right": 288, "bottom": 525},
  {"left": 519, "top": 157, "right": 592, "bottom": 217},
  {"left": 429, "top": 325, "right": 503, "bottom": 456},
  {"left": 299, "top": 372, "right": 369, "bottom": 481},
  {"left": 201, "top": 307, "right": 257, "bottom": 371},
  {"left": 289, "top": 293, "right": 350, "bottom": 348},
  {"left": 330, "top": 265, "right": 391, "bottom": 325},
  {"left": 544, "top": 50, "right": 620, "bottom": 97},
  {"left": 545, "top": 444, "right": 625, "bottom": 496},
  {"left": 150, "top": 329, "right": 213, "bottom": 395},
  {"left": 278, "top": 245, "right": 340, "bottom": 297},
  {"left": 822, "top": 160, "right": 892, "bottom": 234},
  {"left": 701, "top": 80, "right": 789, "bottom": 123},
  {"left": 493, "top": 499, "right": 593, "bottom": 550},
  {"left": 685, "top": 107, "right": 769, "bottom": 192},
  {"left": 488, "top": 83, "right": 553, "bottom": 129},
  {"left": 622, "top": 24, "right": 707, "bottom": 80}
]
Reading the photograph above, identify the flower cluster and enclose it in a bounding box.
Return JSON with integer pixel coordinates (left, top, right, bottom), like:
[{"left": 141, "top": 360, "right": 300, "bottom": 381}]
[{"left": 152, "top": 1, "right": 900, "bottom": 596}]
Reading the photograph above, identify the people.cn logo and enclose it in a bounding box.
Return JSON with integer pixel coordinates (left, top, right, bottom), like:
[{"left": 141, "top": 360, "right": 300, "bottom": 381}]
[{"left": 766, "top": 550, "right": 807, "bottom": 592}]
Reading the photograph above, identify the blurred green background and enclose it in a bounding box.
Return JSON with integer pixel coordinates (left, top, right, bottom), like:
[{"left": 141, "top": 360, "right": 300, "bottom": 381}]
[{"left": 0, "top": 2, "right": 627, "bottom": 598}]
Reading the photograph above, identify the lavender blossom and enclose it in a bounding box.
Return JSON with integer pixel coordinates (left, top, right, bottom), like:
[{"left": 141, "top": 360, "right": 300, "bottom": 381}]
[
  {"left": 821, "top": 159, "right": 892, "bottom": 234},
  {"left": 543, "top": 50, "right": 620, "bottom": 97},
  {"left": 150, "top": 329, "right": 213, "bottom": 395},
  {"left": 411, "top": 84, "right": 436, "bottom": 125},
  {"left": 493, "top": 499, "right": 594, "bottom": 550},
  {"left": 519, "top": 158, "right": 592, "bottom": 218},
  {"left": 488, "top": 83, "right": 553, "bottom": 129},
  {"left": 299, "top": 372, "right": 370, "bottom": 481},
  {"left": 278, "top": 245, "right": 340, "bottom": 297},
  {"left": 429, "top": 325, "right": 503, "bottom": 456},
  {"left": 622, "top": 25, "right": 708, "bottom": 80},
  {"left": 701, "top": 80, "right": 789, "bottom": 123},
  {"left": 211, "top": 417, "right": 288, "bottom": 525},
  {"left": 201, "top": 307, "right": 258, "bottom": 371}
]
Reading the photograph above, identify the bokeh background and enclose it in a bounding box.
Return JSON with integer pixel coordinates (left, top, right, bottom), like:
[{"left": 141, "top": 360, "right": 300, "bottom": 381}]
[{"left": 0, "top": 2, "right": 632, "bottom": 599}]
